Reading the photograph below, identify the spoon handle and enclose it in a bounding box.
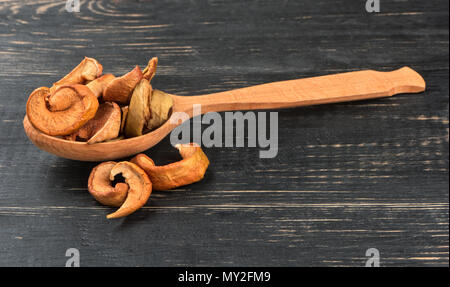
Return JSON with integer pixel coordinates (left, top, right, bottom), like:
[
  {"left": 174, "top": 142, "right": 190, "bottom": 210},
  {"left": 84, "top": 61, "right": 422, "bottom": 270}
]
[{"left": 175, "top": 67, "right": 425, "bottom": 115}]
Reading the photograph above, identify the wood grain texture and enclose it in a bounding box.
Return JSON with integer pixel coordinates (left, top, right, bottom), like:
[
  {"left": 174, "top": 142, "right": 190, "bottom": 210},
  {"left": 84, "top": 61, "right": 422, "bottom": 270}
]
[
  {"left": 177, "top": 66, "right": 427, "bottom": 114},
  {"left": 0, "top": 0, "right": 448, "bottom": 266}
]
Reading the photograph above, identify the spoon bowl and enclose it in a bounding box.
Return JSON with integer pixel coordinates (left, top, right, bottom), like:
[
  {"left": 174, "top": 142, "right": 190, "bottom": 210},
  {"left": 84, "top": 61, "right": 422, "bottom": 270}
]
[
  {"left": 23, "top": 93, "right": 181, "bottom": 162},
  {"left": 24, "top": 67, "right": 426, "bottom": 161}
]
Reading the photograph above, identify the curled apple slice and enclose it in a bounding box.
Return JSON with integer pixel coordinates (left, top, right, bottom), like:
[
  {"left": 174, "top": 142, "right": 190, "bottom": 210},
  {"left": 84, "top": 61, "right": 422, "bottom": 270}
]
[{"left": 26, "top": 84, "right": 98, "bottom": 136}]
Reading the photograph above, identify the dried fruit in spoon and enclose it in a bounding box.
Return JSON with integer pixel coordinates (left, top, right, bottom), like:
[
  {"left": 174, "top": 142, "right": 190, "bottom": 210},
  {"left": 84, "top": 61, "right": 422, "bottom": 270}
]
[
  {"left": 145, "top": 89, "right": 174, "bottom": 132},
  {"left": 124, "top": 79, "right": 152, "bottom": 138},
  {"left": 69, "top": 102, "right": 121, "bottom": 144},
  {"left": 120, "top": 106, "right": 128, "bottom": 134},
  {"left": 142, "top": 57, "right": 158, "bottom": 81},
  {"left": 27, "top": 56, "right": 170, "bottom": 142},
  {"left": 131, "top": 143, "right": 209, "bottom": 190},
  {"left": 26, "top": 84, "right": 99, "bottom": 136},
  {"left": 102, "top": 66, "right": 143, "bottom": 105},
  {"left": 123, "top": 57, "right": 172, "bottom": 137},
  {"left": 50, "top": 57, "right": 103, "bottom": 94},
  {"left": 86, "top": 74, "right": 116, "bottom": 98}
]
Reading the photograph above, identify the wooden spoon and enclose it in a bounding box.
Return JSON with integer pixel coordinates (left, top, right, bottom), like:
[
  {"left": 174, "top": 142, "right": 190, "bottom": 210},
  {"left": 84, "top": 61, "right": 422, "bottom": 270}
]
[{"left": 23, "top": 67, "right": 425, "bottom": 161}]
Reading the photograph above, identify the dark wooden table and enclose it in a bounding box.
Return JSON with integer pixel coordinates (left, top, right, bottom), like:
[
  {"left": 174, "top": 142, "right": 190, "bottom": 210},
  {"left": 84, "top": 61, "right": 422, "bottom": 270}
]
[{"left": 0, "top": 0, "right": 448, "bottom": 267}]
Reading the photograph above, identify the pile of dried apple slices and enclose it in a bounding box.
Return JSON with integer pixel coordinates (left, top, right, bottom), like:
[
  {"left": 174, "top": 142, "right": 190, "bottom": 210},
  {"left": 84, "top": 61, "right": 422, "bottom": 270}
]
[
  {"left": 25, "top": 57, "right": 209, "bottom": 218},
  {"left": 89, "top": 143, "right": 209, "bottom": 219},
  {"left": 26, "top": 57, "right": 173, "bottom": 143}
]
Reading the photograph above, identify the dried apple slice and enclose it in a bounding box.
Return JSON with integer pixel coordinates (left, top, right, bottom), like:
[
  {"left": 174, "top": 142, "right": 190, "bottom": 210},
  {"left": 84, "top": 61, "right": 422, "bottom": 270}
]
[
  {"left": 120, "top": 106, "right": 129, "bottom": 134},
  {"left": 88, "top": 161, "right": 152, "bottom": 219},
  {"left": 71, "top": 102, "right": 121, "bottom": 144},
  {"left": 102, "top": 66, "right": 143, "bottom": 104},
  {"left": 142, "top": 57, "right": 158, "bottom": 81},
  {"left": 50, "top": 57, "right": 103, "bottom": 94},
  {"left": 26, "top": 84, "right": 98, "bottom": 136},
  {"left": 107, "top": 162, "right": 152, "bottom": 219},
  {"left": 88, "top": 161, "right": 129, "bottom": 207},
  {"left": 86, "top": 74, "right": 116, "bottom": 98},
  {"left": 145, "top": 89, "right": 173, "bottom": 132},
  {"left": 131, "top": 143, "right": 209, "bottom": 190},
  {"left": 124, "top": 79, "right": 152, "bottom": 138}
]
